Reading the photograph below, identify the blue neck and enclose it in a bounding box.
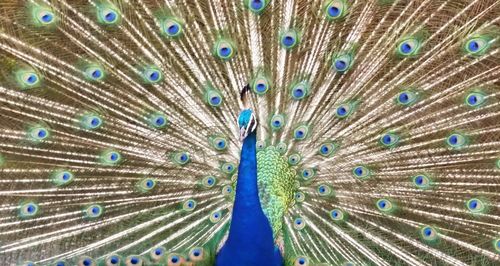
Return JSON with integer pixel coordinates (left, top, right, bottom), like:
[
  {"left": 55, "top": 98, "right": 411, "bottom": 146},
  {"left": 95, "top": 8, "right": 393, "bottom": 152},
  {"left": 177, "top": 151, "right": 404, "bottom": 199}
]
[{"left": 216, "top": 131, "right": 280, "bottom": 265}]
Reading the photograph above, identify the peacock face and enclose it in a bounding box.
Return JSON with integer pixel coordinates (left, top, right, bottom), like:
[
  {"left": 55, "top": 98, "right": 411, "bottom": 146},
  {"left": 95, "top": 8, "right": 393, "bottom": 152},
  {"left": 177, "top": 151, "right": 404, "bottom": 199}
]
[{"left": 238, "top": 109, "right": 258, "bottom": 140}]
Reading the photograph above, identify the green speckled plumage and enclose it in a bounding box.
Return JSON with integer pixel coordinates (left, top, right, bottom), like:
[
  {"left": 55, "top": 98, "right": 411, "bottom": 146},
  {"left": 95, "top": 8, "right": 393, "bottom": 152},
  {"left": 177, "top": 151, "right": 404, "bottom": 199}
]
[{"left": 257, "top": 146, "right": 297, "bottom": 239}]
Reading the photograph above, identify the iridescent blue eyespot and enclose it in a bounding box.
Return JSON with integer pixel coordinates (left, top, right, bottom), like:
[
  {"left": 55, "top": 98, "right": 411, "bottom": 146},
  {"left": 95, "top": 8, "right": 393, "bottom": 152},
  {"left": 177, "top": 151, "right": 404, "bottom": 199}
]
[
  {"left": 332, "top": 54, "right": 353, "bottom": 72},
  {"left": 396, "top": 37, "right": 421, "bottom": 57},
  {"left": 79, "top": 256, "right": 95, "bottom": 266},
  {"left": 18, "top": 201, "right": 40, "bottom": 219},
  {"left": 162, "top": 18, "right": 183, "bottom": 38},
  {"left": 325, "top": 0, "right": 348, "bottom": 20},
  {"left": 412, "top": 174, "right": 431, "bottom": 189},
  {"left": 27, "top": 125, "right": 50, "bottom": 142},
  {"left": 172, "top": 151, "right": 190, "bottom": 166},
  {"left": 105, "top": 254, "right": 121, "bottom": 265},
  {"left": 294, "top": 256, "right": 309, "bottom": 266},
  {"left": 317, "top": 184, "right": 333, "bottom": 196},
  {"left": 420, "top": 225, "right": 438, "bottom": 242},
  {"left": 182, "top": 199, "right": 196, "bottom": 211},
  {"left": 464, "top": 36, "right": 491, "bottom": 55},
  {"left": 210, "top": 210, "right": 223, "bottom": 223},
  {"left": 353, "top": 165, "right": 371, "bottom": 180},
  {"left": 288, "top": 153, "right": 302, "bottom": 166},
  {"left": 247, "top": 0, "right": 269, "bottom": 13},
  {"left": 301, "top": 168, "right": 316, "bottom": 181},
  {"left": 221, "top": 162, "right": 236, "bottom": 175},
  {"left": 465, "top": 91, "right": 486, "bottom": 108},
  {"left": 290, "top": 81, "right": 310, "bottom": 100},
  {"left": 143, "top": 67, "right": 163, "bottom": 83},
  {"left": 293, "top": 125, "right": 310, "bottom": 140},
  {"left": 189, "top": 247, "right": 204, "bottom": 261},
  {"left": 380, "top": 132, "right": 399, "bottom": 148},
  {"left": 97, "top": 6, "right": 121, "bottom": 25},
  {"left": 280, "top": 29, "right": 300, "bottom": 49},
  {"left": 376, "top": 198, "right": 394, "bottom": 213},
  {"left": 84, "top": 204, "right": 103, "bottom": 219},
  {"left": 213, "top": 39, "right": 236, "bottom": 60},
  {"left": 293, "top": 217, "right": 306, "bottom": 230},
  {"left": 446, "top": 132, "right": 468, "bottom": 149},
  {"left": 318, "top": 141, "right": 337, "bottom": 157},
  {"left": 33, "top": 8, "right": 56, "bottom": 26},
  {"left": 335, "top": 102, "right": 355, "bottom": 118},
  {"left": 466, "top": 198, "right": 486, "bottom": 214}
]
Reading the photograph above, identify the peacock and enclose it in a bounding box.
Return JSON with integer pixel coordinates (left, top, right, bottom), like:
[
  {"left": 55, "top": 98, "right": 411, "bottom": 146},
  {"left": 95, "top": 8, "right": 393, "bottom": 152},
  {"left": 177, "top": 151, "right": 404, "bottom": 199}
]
[{"left": 0, "top": 0, "right": 499, "bottom": 265}]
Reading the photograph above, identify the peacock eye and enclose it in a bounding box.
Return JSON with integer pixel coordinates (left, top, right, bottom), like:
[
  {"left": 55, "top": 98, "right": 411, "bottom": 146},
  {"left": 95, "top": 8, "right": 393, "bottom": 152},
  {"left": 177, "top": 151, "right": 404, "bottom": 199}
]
[
  {"left": 252, "top": 76, "right": 271, "bottom": 95},
  {"left": 294, "top": 256, "right": 309, "bottom": 266},
  {"left": 465, "top": 92, "right": 486, "bottom": 108},
  {"left": 98, "top": 7, "right": 120, "bottom": 25},
  {"left": 28, "top": 126, "right": 50, "bottom": 142},
  {"left": 288, "top": 153, "right": 302, "bottom": 166},
  {"left": 106, "top": 255, "right": 121, "bottom": 265},
  {"left": 182, "top": 199, "right": 197, "bottom": 211},
  {"left": 256, "top": 140, "right": 266, "bottom": 151},
  {"left": 295, "top": 192, "right": 305, "bottom": 202},
  {"left": 162, "top": 18, "right": 183, "bottom": 37},
  {"left": 18, "top": 202, "right": 40, "bottom": 219},
  {"left": 446, "top": 132, "right": 468, "bottom": 149},
  {"left": 396, "top": 37, "right": 421, "bottom": 57},
  {"left": 205, "top": 89, "right": 224, "bottom": 107},
  {"left": 494, "top": 238, "right": 500, "bottom": 253},
  {"left": 84, "top": 204, "right": 103, "bottom": 219},
  {"left": 376, "top": 199, "right": 394, "bottom": 213},
  {"left": 172, "top": 151, "right": 190, "bottom": 165},
  {"left": 80, "top": 114, "right": 103, "bottom": 130},
  {"left": 290, "top": 81, "right": 310, "bottom": 100},
  {"left": 189, "top": 247, "right": 204, "bottom": 261},
  {"left": 412, "top": 174, "right": 431, "bottom": 189},
  {"left": 167, "top": 253, "right": 184, "bottom": 266},
  {"left": 222, "top": 185, "right": 233, "bottom": 196},
  {"left": 247, "top": 0, "right": 269, "bottom": 13},
  {"left": 202, "top": 176, "right": 216, "bottom": 188},
  {"left": 352, "top": 165, "right": 371, "bottom": 180},
  {"left": 318, "top": 141, "right": 337, "bottom": 157},
  {"left": 270, "top": 114, "right": 285, "bottom": 130},
  {"left": 16, "top": 69, "right": 42, "bottom": 89},
  {"left": 142, "top": 67, "right": 163, "bottom": 84},
  {"left": 317, "top": 184, "right": 333, "bottom": 196},
  {"left": 420, "top": 225, "right": 438, "bottom": 242},
  {"left": 79, "top": 256, "right": 95, "bottom": 266},
  {"left": 84, "top": 65, "right": 105, "bottom": 81},
  {"left": 396, "top": 90, "right": 418, "bottom": 106},
  {"left": 325, "top": 0, "right": 348, "bottom": 20},
  {"left": 332, "top": 54, "right": 353, "bottom": 72},
  {"left": 281, "top": 29, "right": 300, "bottom": 49},
  {"left": 464, "top": 37, "right": 490, "bottom": 55},
  {"left": 210, "top": 210, "right": 223, "bottom": 223},
  {"left": 125, "top": 255, "right": 142, "bottom": 265},
  {"left": 380, "top": 132, "right": 400, "bottom": 147},
  {"left": 214, "top": 39, "right": 236, "bottom": 60},
  {"left": 100, "top": 150, "right": 122, "bottom": 165},
  {"left": 335, "top": 102, "right": 355, "bottom": 118},
  {"left": 293, "top": 217, "right": 306, "bottom": 230},
  {"left": 221, "top": 162, "right": 236, "bottom": 175},
  {"left": 293, "top": 125, "right": 310, "bottom": 140},
  {"left": 466, "top": 198, "right": 486, "bottom": 214},
  {"left": 330, "top": 209, "right": 345, "bottom": 222},
  {"left": 147, "top": 112, "right": 168, "bottom": 129},
  {"left": 301, "top": 168, "right": 316, "bottom": 181},
  {"left": 34, "top": 8, "right": 56, "bottom": 25},
  {"left": 276, "top": 142, "right": 288, "bottom": 155},
  {"left": 137, "top": 178, "right": 156, "bottom": 193},
  {"left": 52, "top": 170, "right": 74, "bottom": 187}
]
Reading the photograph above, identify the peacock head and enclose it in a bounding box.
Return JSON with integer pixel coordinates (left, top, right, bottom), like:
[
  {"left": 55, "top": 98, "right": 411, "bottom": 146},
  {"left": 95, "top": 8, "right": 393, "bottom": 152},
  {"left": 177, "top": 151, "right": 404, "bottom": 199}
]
[{"left": 238, "top": 109, "right": 257, "bottom": 141}]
